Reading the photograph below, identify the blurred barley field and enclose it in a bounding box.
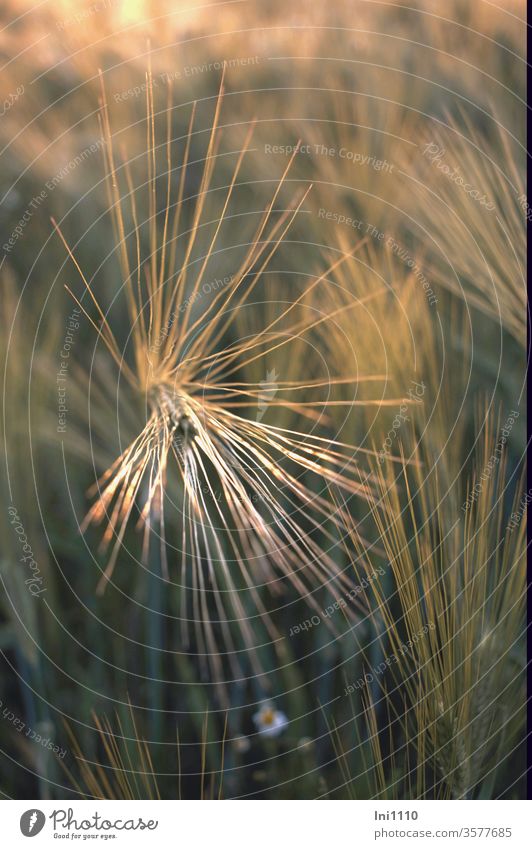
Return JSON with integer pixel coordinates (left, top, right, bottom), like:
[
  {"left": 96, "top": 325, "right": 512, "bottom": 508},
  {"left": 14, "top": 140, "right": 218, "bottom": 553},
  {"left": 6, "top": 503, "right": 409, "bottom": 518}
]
[{"left": 0, "top": 0, "right": 527, "bottom": 800}]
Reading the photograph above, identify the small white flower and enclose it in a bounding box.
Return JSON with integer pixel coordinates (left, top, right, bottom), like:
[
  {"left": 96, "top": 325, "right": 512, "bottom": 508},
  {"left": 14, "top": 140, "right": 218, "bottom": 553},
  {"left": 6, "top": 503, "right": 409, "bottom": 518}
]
[{"left": 253, "top": 702, "right": 289, "bottom": 737}]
